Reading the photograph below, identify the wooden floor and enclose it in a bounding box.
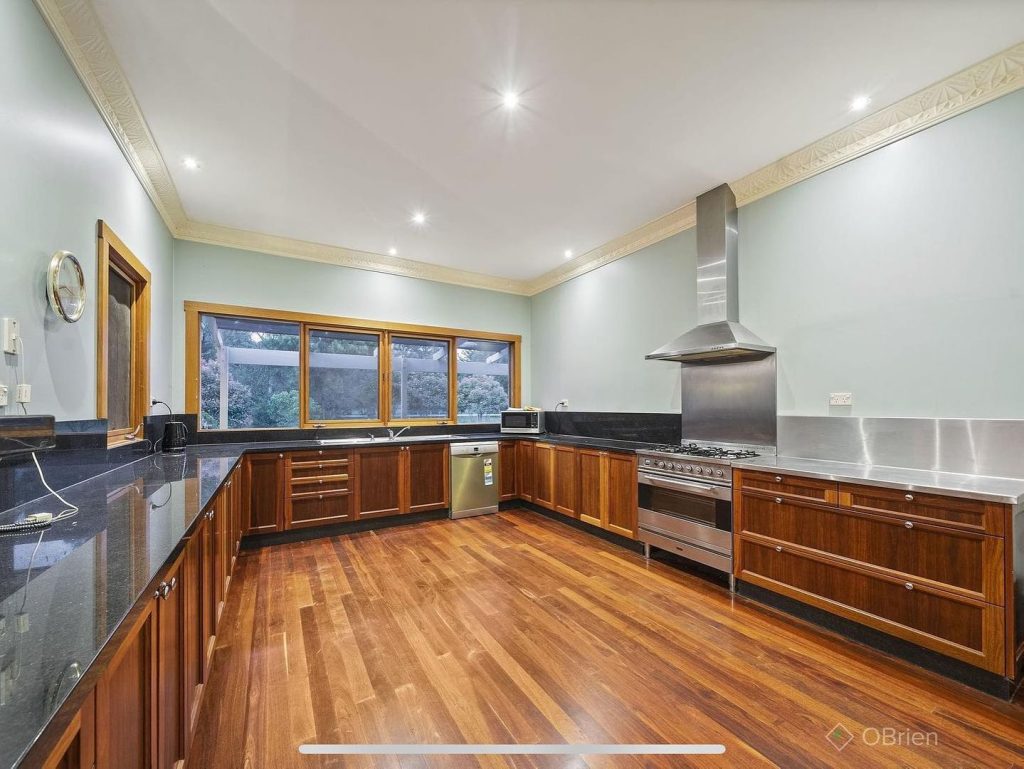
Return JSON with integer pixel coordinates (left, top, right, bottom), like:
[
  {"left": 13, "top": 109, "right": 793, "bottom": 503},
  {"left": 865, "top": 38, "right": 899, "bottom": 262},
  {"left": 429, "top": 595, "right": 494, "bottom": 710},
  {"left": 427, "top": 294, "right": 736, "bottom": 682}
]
[{"left": 188, "top": 510, "right": 1024, "bottom": 769}]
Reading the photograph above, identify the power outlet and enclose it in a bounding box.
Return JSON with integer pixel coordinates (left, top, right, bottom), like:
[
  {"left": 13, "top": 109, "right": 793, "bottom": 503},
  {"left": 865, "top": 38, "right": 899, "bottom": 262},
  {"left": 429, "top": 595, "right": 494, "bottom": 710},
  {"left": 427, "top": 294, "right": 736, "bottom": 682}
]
[
  {"left": 829, "top": 392, "right": 853, "bottom": 406},
  {"left": 15, "top": 384, "right": 30, "bottom": 404},
  {"left": 0, "top": 385, "right": 7, "bottom": 407},
  {"left": 1, "top": 318, "right": 17, "bottom": 355},
  {"left": 557, "top": 399, "right": 569, "bottom": 409}
]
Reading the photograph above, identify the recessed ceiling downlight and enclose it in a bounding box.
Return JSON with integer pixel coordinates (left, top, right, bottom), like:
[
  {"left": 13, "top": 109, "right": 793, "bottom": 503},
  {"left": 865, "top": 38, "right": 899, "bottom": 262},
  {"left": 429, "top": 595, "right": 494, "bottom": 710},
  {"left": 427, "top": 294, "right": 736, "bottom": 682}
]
[
  {"left": 564, "top": 249, "right": 574, "bottom": 259},
  {"left": 849, "top": 95, "right": 871, "bottom": 111},
  {"left": 388, "top": 247, "right": 398, "bottom": 256},
  {"left": 502, "top": 91, "right": 521, "bottom": 110},
  {"left": 182, "top": 156, "right": 201, "bottom": 170},
  {"left": 411, "top": 211, "right": 427, "bottom": 225}
]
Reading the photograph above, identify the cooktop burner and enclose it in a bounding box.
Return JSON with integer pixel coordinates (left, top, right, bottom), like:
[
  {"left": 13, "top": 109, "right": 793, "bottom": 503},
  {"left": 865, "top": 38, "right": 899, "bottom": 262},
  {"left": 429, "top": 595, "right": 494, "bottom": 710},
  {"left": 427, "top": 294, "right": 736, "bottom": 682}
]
[{"left": 649, "top": 443, "right": 761, "bottom": 460}]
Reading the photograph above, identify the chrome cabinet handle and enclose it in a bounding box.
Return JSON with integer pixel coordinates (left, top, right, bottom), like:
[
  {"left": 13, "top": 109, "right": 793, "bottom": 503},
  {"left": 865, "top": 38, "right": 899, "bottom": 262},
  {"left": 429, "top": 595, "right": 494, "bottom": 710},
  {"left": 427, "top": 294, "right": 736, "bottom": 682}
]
[
  {"left": 774, "top": 476, "right": 783, "bottom": 483},
  {"left": 904, "top": 521, "right": 914, "bottom": 529},
  {"left": 905, "top": 582, "right": 914, "bottom": 590},
  {"left": 905, "top": 493, "right": 914, "bottom": 501},
  {"left": 169, "top": 576, "right": 177, "bottom": 591}
]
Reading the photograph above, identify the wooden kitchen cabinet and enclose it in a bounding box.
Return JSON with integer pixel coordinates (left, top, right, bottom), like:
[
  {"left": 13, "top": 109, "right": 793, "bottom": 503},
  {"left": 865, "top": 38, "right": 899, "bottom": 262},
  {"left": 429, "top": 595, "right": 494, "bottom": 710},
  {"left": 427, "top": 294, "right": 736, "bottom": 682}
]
[
  {"left": 155, "top": 552, "right": 186, "bottom": 769},
  {"left": 577, "top": 449, "right": 637, "bottom": 538},
  {"left": 286, "top": 449, "right": 354, "bottom": 529},
  {"left": 243, "top": 453, "right": 284, "bottom": 534},
  {"left": 41, "top": 690, "right": 95, "bottom": 769},
  {"left": 94, "top": 597, "right": 157, "bottom": 769},
  {"left": 552, "top": 445, "right": 578, "bottom": 518},
  {"left": 181, "top": 521, "right": 206, "bottom": 742},
  {"left": 499, "top": 441, "right": 517, "bottom": 501},
  {"left": 515, "top": 441, "right": 536, "bottom": 502},
  {"left": 355, "top": 445, "right": 404, "bottom": 518},
  {"left": 407, "top": 443, "right": 449, "bottom": 513},
  {"left": 734, "top": 469, "right": 1015, "bottom": 676},
  {"left": 533, "top": 442, "right": 556, "bottom": 509}
]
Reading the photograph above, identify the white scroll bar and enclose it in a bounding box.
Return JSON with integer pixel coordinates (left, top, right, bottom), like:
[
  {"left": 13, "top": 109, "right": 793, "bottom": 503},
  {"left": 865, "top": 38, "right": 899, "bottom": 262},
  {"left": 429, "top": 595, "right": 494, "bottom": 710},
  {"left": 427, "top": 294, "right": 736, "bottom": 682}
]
[{"left": 300, "top": 744, "right": 726, "bottom": 755}]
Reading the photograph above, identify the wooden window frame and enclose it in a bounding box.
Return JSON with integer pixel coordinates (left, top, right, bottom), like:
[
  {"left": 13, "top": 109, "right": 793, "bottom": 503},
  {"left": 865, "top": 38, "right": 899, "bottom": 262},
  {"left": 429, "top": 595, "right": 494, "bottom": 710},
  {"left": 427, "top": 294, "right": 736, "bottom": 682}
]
[
  {"left": 302, "top": 324, "right": 385, "bottom": 428},
  {"left": 184, "top": 301, "right": 521, "bottom": 431},
  {"left": 97, "top": 221, "right": 151, "bottom": 447}
]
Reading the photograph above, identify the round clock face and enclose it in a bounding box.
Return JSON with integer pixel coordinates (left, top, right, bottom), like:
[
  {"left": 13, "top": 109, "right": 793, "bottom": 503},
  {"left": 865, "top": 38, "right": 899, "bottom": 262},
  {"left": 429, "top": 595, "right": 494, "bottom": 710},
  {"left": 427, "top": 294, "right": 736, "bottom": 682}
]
[{"left": 47, "top": 251, "right": 86, "bottom": 323}]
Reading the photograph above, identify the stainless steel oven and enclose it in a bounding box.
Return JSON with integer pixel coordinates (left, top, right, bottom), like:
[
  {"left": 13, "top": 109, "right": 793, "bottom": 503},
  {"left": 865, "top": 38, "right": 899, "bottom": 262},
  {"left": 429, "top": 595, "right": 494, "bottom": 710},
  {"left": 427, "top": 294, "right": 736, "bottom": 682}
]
[{"left": 637, "top": 466, "right": 733, "bottom": 577}]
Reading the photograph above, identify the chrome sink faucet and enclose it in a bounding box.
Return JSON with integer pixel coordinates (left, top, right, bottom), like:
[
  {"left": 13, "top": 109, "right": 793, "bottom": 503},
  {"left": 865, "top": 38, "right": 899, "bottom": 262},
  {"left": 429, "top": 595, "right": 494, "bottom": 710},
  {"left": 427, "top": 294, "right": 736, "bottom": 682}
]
[{"left": 387, "top": 426, "right": 410, "bottom": 440}]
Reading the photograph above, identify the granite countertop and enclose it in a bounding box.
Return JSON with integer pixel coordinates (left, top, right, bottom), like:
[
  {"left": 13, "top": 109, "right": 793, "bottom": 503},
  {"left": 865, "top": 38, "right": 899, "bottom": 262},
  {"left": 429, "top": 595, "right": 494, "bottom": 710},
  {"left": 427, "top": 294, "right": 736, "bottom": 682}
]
[
  {"left": 734, "top": 455, "right": 1024, "bottom": 506},
  {"left": 0, "top": 431, "right": 655, "bottom": 768}
]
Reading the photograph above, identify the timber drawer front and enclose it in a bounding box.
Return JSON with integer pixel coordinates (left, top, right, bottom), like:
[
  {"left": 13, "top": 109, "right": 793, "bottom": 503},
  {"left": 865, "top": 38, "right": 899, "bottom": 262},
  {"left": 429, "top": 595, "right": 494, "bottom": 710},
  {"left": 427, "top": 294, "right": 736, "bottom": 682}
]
[
  {"left": 285, "top": 450, "right": 353, "bottom": 529},
  {"left": 734, "top": 470, "right": 1016, "bottom": 677},
  {"left": 739, "top": 470, "right": 838, "bottom": 505}
]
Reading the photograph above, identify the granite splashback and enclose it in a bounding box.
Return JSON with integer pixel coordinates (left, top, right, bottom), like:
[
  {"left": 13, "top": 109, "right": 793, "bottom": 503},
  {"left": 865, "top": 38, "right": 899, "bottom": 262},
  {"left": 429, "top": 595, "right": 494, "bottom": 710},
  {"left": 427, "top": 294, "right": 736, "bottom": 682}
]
[{"left": 545, "top": 411, "right": 680, "bottom": 444}]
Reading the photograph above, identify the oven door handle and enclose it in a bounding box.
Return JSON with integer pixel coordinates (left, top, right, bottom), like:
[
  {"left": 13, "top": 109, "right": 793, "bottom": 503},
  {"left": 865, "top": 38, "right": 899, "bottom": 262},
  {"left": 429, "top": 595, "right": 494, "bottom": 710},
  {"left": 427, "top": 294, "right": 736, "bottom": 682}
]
[{"left": 638, "top": 473, "right": 732, "bottom": 501}]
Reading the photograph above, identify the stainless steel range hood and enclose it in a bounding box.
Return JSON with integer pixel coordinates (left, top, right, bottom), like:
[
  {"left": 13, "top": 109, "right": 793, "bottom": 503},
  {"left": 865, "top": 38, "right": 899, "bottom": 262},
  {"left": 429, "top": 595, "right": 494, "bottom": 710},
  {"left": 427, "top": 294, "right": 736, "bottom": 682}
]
[{"left": 646, "top": 184, "right": 775, "bottom": 363}]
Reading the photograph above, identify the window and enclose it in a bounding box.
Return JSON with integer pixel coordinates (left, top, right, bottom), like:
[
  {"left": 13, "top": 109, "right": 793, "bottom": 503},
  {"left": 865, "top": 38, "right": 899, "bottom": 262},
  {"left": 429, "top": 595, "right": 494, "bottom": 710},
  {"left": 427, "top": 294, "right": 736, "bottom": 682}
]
[
  {"left": 97, "top": 222, "right": 150, "bottom": 445},
  {"left": 307, "top": 328, "right": 381, "bottom": 423},
  {"left": 390, "top": 337, "right": 450, "bottom": 421},
  {"left": 199, "top": 315, "right": 300, "bottom": 429},
  {"left": 456, "top": 338, "right": 511, "bottom": 424},
  {"left": 184, "top": 302, "right": 520, "bottom": 429}
]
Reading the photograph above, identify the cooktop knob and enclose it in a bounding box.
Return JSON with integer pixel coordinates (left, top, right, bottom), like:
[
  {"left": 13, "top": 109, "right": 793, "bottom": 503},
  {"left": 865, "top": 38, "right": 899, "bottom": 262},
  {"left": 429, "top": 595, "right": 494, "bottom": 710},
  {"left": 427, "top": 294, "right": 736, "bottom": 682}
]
[
  {"left": 657, "top": 461, "right": 665, "bottom": 469},
  {"left": 694, "top": 467, "right": 703, "bottom": 475},
  {"left": 643, "top": 458, "right": 652, "bottom": 465},
  {"left": 685, "top": 465, "right": 693, "bottom": 472},
  {"left": 716, "top": 469, "right": 725, "bottom": 477}
]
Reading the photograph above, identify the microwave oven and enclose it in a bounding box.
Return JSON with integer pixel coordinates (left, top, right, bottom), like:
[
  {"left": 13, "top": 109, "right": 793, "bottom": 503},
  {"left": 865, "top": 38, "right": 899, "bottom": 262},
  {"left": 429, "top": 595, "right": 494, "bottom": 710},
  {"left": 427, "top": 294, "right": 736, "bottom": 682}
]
[{"left": 500, "top": 409, "right": 544, "bottom": 434}]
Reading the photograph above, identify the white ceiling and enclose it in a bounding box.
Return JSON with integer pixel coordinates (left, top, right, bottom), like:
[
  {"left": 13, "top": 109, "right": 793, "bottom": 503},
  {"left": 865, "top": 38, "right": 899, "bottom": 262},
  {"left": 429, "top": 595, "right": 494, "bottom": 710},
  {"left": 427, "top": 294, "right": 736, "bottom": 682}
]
[{"left": 91, "top": 0, "right": 1024, "bottom": 281}]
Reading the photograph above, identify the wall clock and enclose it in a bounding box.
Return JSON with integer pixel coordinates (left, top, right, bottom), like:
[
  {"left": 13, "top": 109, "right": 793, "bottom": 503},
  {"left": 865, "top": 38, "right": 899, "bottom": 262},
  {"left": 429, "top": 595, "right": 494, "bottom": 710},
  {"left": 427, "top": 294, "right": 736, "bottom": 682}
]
[{"left": 46, "top": 250, "right": 86, "bottom": 323}]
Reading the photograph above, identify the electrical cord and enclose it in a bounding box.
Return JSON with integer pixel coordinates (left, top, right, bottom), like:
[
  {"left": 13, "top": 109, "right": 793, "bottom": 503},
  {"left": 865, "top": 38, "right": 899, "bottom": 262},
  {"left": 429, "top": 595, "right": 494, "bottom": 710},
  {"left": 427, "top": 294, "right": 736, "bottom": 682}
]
[
  {"left": 13, "top": 336, "right": 28, "bottom": 415},
  {"left": 0, "top": 453, "right": 79, "bottom": 534}
]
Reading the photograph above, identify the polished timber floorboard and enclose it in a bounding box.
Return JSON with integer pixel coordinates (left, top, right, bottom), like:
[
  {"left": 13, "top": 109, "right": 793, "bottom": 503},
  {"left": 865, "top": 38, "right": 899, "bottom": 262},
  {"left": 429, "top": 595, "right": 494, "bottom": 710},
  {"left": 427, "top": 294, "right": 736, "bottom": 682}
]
[{"left": 188, "top": 510, "right": 1024, "bottom": 769}]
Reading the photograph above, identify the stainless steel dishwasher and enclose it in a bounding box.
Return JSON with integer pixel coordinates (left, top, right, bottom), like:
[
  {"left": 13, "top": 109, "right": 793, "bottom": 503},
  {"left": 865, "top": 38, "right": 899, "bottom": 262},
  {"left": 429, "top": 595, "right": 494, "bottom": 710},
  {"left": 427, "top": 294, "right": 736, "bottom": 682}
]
[{"left": 449, "top": 441, "right": 500, "bottom": 519}]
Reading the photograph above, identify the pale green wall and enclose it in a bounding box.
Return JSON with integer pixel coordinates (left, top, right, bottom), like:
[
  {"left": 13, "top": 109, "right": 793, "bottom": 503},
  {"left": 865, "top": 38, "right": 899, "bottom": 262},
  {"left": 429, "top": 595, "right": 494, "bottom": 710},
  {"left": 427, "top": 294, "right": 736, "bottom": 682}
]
[
  {"left": 0, "top": 1, "right": 174, "bottom": 422},
  {"left": 170, "top": 241, "right": 532, "bottom": 409},
  {"left": 531, "top": 88, "right": 1024, "bottom": 419},
  {"left": 530, "top": 230, "right": 695, "bottom": 411}
]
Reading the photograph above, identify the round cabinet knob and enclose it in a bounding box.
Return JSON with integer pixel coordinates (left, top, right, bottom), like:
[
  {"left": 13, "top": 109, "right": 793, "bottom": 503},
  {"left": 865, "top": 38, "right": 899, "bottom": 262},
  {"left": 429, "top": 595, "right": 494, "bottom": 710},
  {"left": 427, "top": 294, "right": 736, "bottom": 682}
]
[
  {"left": 904, "top": 521, "right": 914, "bottom": 529},
  {"left": 318, "top": 450, "right": 323, "bottom": 456},
  {"left": 905, "top": 582, "right": 914, "bottom": 590},
  {"left": 319, "top": 494, "right": 323, "bottom": 500},
  {"left": 904, "top": 493, "right": 914, "bottom": 501},
  {"left": 278, "top": 453, "right": 283, "bottom": 458},
  {"left": 774, "top": 476, "right": 783, "bottom": 483},
  {"left": 774, "top": 497, "right": 783, "bottom": 504},
  {"left": 775, "top": 545, "right": 783, "bottom": 552},
  {"left": 318, "top": 463, "right": 323, "bottom": 469}
]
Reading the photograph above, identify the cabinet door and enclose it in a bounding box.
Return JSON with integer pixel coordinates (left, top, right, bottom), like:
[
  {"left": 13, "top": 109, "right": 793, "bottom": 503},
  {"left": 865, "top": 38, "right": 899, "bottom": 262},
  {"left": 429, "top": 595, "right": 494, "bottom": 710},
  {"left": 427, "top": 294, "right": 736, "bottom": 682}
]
[
  {"left": 515, "top": 441, "right": 535, "bottom": 502},
  {"left": 552, "top": 446, "right": 578, "bottom": 518},
  {"left": 577, "top": 449, "right": 603, "bottom": 527},
  {"left": 95, "top": 600, "right": 157, "bottom": 769},
  {"left": 200, "top": 512, "right": 218, "bottom": 678},
  {"left": 355, "top": 446, "right": 403, "bottom": 518},
  {"left": 499, "top": 442, "right": 517, "bottom": 501},
  {"left": 41, "top": 689, "right": 96, "bottom": 769},
  {"left": 605, "top": 452, "right": 638, "bottom": 538},
  {"left": 407, "top": 443, "right": 449, "bottom": 513},
  {"left": 244, "top": 453, "right": 284, "bottom": 534},
  {"left": 182, "top": 525, "right": 205, "bottom": 742},
  {"left": 533, "top": 443, "right": 556, "bottom": 509},
  {"left": 155, "top": 553, "right": 185, "bottom": 769},
  {"left": 230, "top": 467, "right": 242, "bottom": 561}
]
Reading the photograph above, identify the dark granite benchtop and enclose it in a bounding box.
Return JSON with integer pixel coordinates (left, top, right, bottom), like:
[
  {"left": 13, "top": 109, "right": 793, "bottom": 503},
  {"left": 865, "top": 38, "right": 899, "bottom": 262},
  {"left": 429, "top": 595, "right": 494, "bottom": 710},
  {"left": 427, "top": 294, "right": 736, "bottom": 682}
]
[{"left": 0, "top": 432, "right": 661, "bottom": 768}]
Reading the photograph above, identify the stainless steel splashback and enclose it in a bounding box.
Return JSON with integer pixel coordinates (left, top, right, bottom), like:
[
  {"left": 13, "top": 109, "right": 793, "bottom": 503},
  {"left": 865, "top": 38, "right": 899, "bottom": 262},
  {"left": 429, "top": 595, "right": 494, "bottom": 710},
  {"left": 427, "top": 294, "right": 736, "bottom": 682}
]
[
  {"left": 681, "top": 356, "right": 777, "bottom": 448},
  {"left": 778, "top": 416, "right": 1024, "bottom": 478}
]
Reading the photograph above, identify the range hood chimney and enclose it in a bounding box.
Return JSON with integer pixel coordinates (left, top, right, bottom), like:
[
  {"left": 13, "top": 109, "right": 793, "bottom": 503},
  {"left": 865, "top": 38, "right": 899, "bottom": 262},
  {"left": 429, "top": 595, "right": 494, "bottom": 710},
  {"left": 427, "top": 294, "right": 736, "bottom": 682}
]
[{"left": 646, "top": 183, "right": 775, "bottom": 363}]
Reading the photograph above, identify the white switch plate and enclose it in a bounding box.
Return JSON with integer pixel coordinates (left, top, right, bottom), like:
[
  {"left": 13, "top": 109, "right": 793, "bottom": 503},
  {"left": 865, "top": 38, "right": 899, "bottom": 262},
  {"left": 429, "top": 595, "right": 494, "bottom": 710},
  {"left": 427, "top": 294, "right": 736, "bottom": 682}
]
[
  {"left": 829, "top": 392, "right": 853, "bottom": 406},
  {"left": 0, "top": 385, "right": 7, "bottom": 407},
  {"left": 1, "top": 318, "right": 17, "bottom": 355}
]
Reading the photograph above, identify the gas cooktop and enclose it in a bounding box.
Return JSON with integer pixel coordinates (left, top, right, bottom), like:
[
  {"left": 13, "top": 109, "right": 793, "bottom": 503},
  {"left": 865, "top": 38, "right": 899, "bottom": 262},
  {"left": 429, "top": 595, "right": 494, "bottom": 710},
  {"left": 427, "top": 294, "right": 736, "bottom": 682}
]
[{"left": 646, "top": 443, "right": 761, "bottom": 460}]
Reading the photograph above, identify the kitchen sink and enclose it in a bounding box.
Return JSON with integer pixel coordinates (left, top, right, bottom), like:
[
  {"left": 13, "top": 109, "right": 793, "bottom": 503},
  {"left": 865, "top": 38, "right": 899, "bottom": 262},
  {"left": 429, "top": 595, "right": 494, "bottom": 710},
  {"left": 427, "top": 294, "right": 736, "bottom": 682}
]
[{"left": 317, "top": 434, "right": 470, "bottom": 446}]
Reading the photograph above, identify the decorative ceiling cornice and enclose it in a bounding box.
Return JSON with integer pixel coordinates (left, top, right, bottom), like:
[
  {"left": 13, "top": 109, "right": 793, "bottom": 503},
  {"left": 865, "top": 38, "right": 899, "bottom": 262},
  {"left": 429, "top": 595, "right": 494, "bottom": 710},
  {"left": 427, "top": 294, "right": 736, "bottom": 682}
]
[
  {"left": 34, "top": 0, "right": 188, "bottom": 234},
  {"left": 177, "top": 220, "right": 527, "bottom": 295},
  {"left": 35, "top": 1, "right": 1024, "bottom": 298}
]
